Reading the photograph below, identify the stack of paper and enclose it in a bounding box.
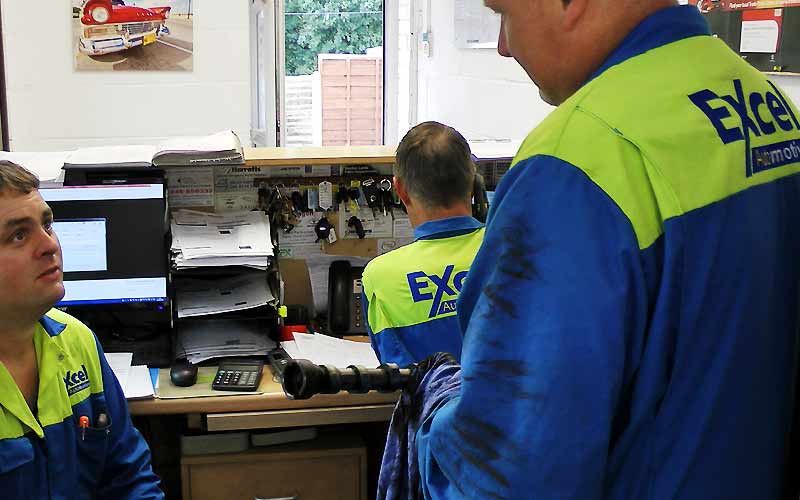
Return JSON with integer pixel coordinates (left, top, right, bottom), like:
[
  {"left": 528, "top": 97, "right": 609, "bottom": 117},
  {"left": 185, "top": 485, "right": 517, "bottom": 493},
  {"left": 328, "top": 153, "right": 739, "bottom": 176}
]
[
  {"left": 177, "top": 319, "right": 277, "bottom": 364},
  {"left": 62, "top": 130, "right": 244, "bottom": 170},
  {"left": 283, "top": 332, "right": 380, "bottom": 368},
  {"left": 106, "top": 352, "right": 156, "bottom": 400},
  {"left": 170, "top": 210, "right": 274, "bottom": 270},
  {"left": 176, "top": 272, "right": 276, "bottom": 318},
  {"left": 153, "top": 130, "right": 244, "bottom": 167}
]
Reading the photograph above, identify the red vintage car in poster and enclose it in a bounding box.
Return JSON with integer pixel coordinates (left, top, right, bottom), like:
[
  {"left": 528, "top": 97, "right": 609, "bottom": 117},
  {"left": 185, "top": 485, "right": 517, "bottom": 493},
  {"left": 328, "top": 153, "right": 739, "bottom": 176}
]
[{"left": 78, "top": 0, "right": 172, "bottom": 56}]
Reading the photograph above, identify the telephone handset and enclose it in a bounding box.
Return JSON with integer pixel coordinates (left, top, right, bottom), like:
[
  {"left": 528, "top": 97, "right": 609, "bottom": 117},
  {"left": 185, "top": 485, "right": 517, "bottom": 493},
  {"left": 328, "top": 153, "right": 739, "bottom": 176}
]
[
  {"left": 472, "top": 173, "right": 489, "bottom": 223},
  {"left": 328, "top": 260, "right": 368, "bottom": 336}
]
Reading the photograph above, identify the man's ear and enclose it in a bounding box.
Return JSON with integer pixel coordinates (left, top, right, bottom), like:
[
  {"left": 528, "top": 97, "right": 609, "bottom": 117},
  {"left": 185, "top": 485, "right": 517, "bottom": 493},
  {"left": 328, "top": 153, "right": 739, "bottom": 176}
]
[
  {"left": 562, "top": 0, "right": 588, "bottom": 31},
  {"left": 394, "top": 176, "right": 412, "bottom": 208}
]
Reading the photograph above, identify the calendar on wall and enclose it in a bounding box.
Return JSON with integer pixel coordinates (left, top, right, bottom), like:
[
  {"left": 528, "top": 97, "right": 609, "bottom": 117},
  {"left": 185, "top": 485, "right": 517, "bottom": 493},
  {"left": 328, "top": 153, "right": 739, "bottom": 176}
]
[{"left": 453, "top": 0, "right": 501, "bottom": 49}]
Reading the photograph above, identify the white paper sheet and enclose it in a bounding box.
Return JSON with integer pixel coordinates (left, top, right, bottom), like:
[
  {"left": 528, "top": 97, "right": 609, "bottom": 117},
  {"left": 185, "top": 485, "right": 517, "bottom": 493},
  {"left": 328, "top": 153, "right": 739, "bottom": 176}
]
[
  {"left": 164, "top": 166, "right": 215, "bottom": 208},
  {"left": 171, "top": 210, "right": 274, "bottom": 269},
  {"left": 177, "top": 272, "right": 275, "bottom": 318},
  {"left": 392, "top": 213, "right": 414, "bottom": 239},
  {"left": 740, "top": 20, "right": 780, "bottom": 53},
  {"left": 106, "top": 352, "right": 133, "bottom": 390},
  {"left": 125, "top": 365, "right": 155, "bottom": 399},
  {"left": 177, "top": 319, "right": 276, "bottom": 364},
  {"left": 64, "top": 145, "right": 156, "bottom": 167},
  {"left": 291, "top": 332, "right": 379, "bottom": 368}
]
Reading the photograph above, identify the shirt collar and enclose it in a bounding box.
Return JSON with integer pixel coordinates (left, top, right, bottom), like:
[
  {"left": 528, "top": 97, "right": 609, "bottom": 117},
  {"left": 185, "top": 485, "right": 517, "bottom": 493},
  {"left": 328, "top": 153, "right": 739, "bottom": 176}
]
[
  {"left": 588, "top": 5, "right": 711, "bottom": 83},
  {"left": 39, "top": 312, "right": 67, "bottom": 337},
  {"left": 414, "top": 216, "right": 484, "bottom": 241}
]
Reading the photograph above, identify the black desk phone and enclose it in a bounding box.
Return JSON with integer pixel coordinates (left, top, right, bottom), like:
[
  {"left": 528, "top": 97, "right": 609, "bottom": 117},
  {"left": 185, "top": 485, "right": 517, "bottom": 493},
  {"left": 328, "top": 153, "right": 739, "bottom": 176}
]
[
  {"left": 212, "top": 358, "right": 264, "bottom": 391},
  {"left": 328, "top": 260, "right": 367, "bottom": 336}
]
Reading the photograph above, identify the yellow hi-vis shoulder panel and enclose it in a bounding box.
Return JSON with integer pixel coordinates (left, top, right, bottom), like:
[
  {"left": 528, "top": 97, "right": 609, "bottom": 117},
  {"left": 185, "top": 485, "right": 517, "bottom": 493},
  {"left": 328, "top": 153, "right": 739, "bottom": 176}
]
[
  {"left": 362, "top": 228, "right": 485, "bottom": 334},
  {"left": 0, "top": 309, "right": 104, "bottom": 439},
  {"left": 514, "top": 35, "right": 800, "bottom": 250}
]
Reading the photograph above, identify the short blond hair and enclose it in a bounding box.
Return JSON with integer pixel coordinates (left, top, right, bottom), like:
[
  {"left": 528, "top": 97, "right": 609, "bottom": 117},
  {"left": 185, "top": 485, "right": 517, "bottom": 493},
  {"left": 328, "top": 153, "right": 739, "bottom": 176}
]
[{"left": 0, "top": 160, "right": 39, "bottom": 196}]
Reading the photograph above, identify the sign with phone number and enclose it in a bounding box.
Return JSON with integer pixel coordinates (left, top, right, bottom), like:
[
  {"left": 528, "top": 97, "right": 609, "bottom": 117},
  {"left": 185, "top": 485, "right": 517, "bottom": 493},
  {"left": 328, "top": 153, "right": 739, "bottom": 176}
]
[{"left": 691, "top": 0, "right": 800, "bottom": 10}]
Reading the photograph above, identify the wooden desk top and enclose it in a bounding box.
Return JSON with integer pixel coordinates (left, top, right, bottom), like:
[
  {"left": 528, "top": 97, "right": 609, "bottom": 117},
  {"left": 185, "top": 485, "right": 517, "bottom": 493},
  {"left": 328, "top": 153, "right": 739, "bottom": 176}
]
[
  {"left": 128, "top": 368, "right": 400, "bottom": 416},
  {"left": 244, "top": 146, "right": 397, "bottom": 166}
]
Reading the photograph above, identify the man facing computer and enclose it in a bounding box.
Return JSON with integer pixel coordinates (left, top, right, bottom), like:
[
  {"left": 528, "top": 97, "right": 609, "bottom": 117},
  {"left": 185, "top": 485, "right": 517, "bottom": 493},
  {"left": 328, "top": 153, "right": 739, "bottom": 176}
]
[{"left": 361, "top": 122, "right": 485, "bottom": 367}]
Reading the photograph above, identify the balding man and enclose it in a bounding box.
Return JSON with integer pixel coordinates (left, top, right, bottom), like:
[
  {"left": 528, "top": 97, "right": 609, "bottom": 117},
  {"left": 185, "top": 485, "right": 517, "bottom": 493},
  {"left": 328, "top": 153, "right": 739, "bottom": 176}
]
[
  {"left": 415, "top": 2, "right": 800, "bottom": 499},
  {"left": 362, "top": 121, "right": 484, "bottom": 366}
]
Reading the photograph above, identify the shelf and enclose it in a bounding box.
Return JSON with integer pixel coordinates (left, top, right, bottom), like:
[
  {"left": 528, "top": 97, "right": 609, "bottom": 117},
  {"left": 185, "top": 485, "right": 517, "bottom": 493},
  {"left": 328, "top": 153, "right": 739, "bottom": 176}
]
[{"left": 244, "top": 145, "right": 397, "bottom": 167}]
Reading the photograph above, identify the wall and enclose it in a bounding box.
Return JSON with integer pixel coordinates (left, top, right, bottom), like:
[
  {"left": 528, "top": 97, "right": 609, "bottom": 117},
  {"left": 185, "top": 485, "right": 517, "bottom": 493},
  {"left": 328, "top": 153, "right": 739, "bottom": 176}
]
[
  {"left": 773, "top": 75, "right": 800, "bottom": 108},
  {"left": 1, "top": 0, "right": 251, "bottom": 151},
  {"left": 416, "top": 0, "right": 800, "bottom": 142},
  {"left": 415, "top": 0, "right": 549, "bottom": 142}
]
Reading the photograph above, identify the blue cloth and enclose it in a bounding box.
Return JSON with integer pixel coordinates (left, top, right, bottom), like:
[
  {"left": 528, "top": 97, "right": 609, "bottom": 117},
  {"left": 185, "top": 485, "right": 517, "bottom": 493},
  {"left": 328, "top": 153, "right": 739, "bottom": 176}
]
[
  {"left": 412, "top": 216, "right": 484, "bottom": 241},
  {"left": 377, "top": 354, "right": 461, "bottom": 500},
  {"left": 362, "top": 216, "right": 484, "bottom": 367},
  {"left": 0, "top": 312, "right": 164, "bottom": 499},
  {"left": 416, "top": 5, "right": 800, "bottom": 500}
]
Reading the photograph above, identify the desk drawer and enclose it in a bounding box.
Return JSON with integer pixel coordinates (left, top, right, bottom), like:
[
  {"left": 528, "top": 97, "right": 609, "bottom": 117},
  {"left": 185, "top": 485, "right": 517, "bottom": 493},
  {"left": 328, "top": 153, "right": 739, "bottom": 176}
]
[{"left": 181, "top": 433, "right": 366, "bottom": 500}]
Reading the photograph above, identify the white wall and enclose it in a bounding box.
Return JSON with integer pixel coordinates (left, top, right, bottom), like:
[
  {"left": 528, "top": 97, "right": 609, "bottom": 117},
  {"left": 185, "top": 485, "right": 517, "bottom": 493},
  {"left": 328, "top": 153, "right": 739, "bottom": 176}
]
[
  {"left": 2, "top": 1, "right": 251, "bottom": 151},
  {"left": 416, "top": 0, "right": 800, "bottom": 142},
  {"left": 773, "top": 75, "right": 800, "bottom": 109},
  {"left": 416, "top": 0, "right": 549, "bottom": 142}
]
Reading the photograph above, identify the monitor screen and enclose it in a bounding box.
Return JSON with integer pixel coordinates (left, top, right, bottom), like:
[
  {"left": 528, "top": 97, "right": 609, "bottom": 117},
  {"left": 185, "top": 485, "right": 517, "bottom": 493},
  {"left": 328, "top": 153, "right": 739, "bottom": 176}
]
[{"left": 40, "top": 184, "right": 168, "bottom": 307}]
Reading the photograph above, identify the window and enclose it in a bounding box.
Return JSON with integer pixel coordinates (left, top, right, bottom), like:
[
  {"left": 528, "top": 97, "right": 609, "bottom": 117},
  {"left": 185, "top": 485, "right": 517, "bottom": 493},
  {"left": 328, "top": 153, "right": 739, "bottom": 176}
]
[{"left": 251, "top": 1, "right": 411, "bottom": 147}]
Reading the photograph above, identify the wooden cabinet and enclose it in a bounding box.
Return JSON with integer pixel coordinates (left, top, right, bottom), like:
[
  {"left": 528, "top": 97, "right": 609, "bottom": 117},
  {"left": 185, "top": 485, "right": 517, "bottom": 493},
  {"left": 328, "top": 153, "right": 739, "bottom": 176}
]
[{"left": 181, "top": 433, "right": 367, "bottom": 500}]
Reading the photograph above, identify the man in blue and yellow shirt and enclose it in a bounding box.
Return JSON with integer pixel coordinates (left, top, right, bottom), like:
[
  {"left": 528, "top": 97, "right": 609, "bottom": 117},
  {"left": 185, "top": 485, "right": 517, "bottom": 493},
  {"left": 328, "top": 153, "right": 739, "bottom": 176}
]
[
  {"left": 415, "top": 1, "right": 800, "bottom": 499},
  {"left": 361, "top": 122, "right": 485, "bottom": 367},
  {"left": 0, "top": 160, "right": 163, "bottom": 499}
]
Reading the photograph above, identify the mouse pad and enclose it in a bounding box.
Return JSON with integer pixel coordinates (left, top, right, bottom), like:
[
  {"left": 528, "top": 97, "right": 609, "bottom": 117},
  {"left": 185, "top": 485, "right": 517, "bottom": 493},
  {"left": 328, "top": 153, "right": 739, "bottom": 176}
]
[{"left": 156, "top": 366, "right": 276, "bottom": 399}]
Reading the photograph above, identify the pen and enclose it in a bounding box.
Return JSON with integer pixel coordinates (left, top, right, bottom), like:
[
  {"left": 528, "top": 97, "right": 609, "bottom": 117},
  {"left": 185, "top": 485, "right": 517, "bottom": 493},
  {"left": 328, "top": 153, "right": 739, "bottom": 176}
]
[
  {"left": 79, "top": 416, "right": 89, "bottom": 440},
  {"left": 96, "top": 412, "right": 108, "bottom": 428}
]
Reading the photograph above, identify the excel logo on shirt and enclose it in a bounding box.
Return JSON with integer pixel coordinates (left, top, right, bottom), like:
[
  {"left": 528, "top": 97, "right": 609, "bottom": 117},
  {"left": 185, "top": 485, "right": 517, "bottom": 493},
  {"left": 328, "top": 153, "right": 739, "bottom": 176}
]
[
  {"left": 63, "top": 365, "right": 91, "bottom": 396},
  {"left": 689, "top": 79, "right": 800, "bottom": 177},
  {"left": 407, "top": 265, "right": 468, "bottom": 318}
]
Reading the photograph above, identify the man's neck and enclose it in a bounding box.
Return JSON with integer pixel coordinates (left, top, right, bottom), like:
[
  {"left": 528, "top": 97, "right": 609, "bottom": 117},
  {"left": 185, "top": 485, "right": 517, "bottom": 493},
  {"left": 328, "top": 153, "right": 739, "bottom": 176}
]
[
  {"left": 408, "top": 204, "right": 472, "bottom": 229},
  {"left": 0, "top": 315, "right": 39, "bottom": 361}
]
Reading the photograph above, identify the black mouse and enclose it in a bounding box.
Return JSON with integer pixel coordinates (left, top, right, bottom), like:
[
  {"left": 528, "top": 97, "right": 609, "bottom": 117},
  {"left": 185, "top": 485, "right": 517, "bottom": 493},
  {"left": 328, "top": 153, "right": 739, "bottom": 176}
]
[{"left": 170, "top": 358, "right": 198, "bottom": 387}]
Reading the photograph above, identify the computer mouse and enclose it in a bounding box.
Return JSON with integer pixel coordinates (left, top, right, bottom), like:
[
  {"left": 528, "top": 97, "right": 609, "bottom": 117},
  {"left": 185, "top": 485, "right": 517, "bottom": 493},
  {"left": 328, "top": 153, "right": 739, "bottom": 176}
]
[{"left": 170, "top": 359, "right": 198, "bottom": 387}]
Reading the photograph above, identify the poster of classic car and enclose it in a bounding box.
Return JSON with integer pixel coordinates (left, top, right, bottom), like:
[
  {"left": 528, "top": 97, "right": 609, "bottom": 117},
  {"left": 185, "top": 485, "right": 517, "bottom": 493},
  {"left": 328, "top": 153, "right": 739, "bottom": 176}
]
[{"left": 73, "top": 0, "right": 193, "bottom": 71}]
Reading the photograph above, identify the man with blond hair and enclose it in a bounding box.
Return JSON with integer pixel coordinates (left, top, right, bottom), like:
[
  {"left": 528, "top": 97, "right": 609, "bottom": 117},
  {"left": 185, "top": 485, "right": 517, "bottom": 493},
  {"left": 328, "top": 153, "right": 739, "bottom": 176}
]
[
  {"left": 0, "top": 160, "right": 163, "bottom": 498},
  {"left": 415, "top": 1, "right": 800, "bottom": 498}
]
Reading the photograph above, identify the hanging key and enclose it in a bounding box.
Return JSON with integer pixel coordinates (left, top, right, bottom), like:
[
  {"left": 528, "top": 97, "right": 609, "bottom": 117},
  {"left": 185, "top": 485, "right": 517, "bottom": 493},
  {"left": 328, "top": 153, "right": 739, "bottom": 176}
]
[{"left": 378, "top": 178, "right": 393, "bottom": 216}]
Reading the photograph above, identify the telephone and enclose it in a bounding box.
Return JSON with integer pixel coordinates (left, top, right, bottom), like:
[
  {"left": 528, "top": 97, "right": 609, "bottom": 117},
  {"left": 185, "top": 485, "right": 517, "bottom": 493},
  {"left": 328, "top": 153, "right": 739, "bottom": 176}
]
[
  {"left": 328, "top": 260, "right": 367, "bottom": 336},
  {"left": 472, "top": 173, "right": 489, "bottom": 223}
]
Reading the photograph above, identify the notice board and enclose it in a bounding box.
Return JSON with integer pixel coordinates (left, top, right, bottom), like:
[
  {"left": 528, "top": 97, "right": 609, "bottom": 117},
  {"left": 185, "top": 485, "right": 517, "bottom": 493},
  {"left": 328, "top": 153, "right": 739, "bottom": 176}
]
[{"left": 689, "top": 0, "right": 800, "bottom": 74}]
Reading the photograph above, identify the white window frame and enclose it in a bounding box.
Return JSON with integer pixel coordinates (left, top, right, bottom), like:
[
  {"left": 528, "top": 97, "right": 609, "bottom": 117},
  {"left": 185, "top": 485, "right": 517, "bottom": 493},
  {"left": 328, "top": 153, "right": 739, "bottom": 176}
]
[{"left": 251, "top": 0, "right": 413, "bottom": 147}]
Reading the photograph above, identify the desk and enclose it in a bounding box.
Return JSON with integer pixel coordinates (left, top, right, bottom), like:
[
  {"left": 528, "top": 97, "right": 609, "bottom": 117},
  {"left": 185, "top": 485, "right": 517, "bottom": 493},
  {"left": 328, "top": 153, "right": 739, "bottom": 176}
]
[{"left": 129, "top": 367, "right": 399, "bottom": 500}]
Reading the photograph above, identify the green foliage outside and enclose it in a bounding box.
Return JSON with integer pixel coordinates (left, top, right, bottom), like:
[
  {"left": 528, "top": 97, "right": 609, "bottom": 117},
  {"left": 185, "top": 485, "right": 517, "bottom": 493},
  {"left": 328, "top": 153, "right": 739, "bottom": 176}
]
[{"left": 285, "top": 0, "right": 383, "bottom": 76}]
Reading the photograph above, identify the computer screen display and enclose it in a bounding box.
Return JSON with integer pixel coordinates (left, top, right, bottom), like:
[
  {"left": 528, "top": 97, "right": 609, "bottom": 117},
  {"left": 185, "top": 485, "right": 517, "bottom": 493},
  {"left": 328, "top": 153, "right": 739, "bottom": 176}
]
[{"left": 40, "top": 184, "right": 168, "bottom": 306}]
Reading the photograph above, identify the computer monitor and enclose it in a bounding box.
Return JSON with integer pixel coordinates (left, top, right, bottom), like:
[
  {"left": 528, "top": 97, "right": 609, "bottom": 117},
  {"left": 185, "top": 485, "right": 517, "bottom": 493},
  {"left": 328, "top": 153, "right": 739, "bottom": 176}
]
[{"left": 40, "top": 184, "right": 169, "bottom": 307}]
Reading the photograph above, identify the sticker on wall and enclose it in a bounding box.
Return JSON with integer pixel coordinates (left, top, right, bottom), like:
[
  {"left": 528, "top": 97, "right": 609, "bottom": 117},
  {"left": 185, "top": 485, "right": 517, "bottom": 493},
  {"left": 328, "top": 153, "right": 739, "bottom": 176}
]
[{"left": 73, "top": 0, "right": 194, "bottom": 71}]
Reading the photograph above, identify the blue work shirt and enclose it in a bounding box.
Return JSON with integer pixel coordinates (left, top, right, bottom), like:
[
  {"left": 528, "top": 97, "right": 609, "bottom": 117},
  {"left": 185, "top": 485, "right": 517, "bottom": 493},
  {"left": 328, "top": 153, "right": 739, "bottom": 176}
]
[
  {"left": 362, "top": 216, "right": 485, "bottom": 367},
  {"left": 417, "top": 6, "right": 800, "bottom": 499}
]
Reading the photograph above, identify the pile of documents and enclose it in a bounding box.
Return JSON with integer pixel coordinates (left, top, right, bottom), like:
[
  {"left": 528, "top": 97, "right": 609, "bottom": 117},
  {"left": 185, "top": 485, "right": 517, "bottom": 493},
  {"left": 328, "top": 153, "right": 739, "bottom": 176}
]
[
  {"left": 62, "top": 129, "right": 244, "bottom": 169},
  {"left": 106, "top": 353, "right": 156, "bottom": 400},
  {"left": 176, "top": 272, "right": 276, "bottom": 318},
  {"left": 170, "top": 210, "right": 274, "bottom": 270},
  {"left": 281, "top": 332, "right": 380, "bottom": 368},
  {"left": 177, "top": 319, "right": 277, "bottom": 365}
]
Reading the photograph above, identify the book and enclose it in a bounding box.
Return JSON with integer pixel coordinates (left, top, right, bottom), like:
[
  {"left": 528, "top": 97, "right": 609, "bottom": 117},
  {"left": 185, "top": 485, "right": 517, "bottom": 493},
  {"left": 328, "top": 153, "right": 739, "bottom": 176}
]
[{"left": 63, "top": 130, "right": 245, "bottom": 170}]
